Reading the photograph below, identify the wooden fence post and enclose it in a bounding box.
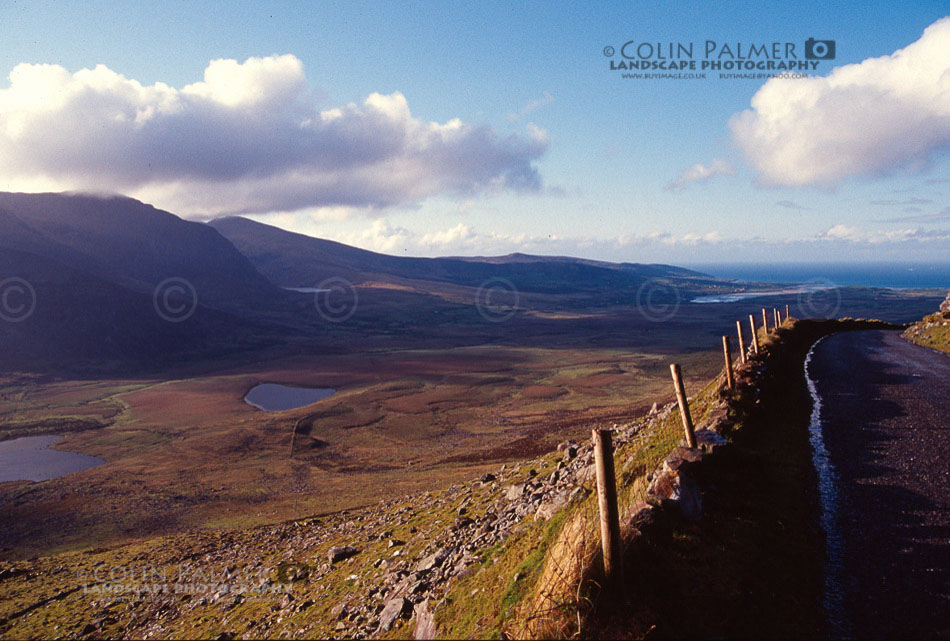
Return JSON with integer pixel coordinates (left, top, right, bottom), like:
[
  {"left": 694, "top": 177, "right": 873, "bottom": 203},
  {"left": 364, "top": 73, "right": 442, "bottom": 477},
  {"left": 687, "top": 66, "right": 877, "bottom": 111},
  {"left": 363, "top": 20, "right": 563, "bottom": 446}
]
[
  {"left": 749, "top": 314, "right": 759, "bottom": 355},
  {"left": 670, "top": 363, "right": 697, "bottom": 448},
  {"left": 786, "top": 303, "right": 790, "bottom": 320},
  {"left": 592, "top": 429, "right": 624, "bottom": 589},
  {"left": 762, "top": 308, "right": 769, "bottom": 334},
  {"left": 722, "top": 335, "right": 734, "bottom": 390},
  {"left": 736, "top": 319, "right": 747, "bottom": 364},
  {"left": 775, "top": 307, "right": 781, "bottom": 328}
]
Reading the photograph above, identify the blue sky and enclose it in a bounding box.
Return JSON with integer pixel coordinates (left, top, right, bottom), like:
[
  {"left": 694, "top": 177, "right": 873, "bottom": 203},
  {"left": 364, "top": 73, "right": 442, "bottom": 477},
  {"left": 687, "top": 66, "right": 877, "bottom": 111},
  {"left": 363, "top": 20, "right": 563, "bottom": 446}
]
[{"left": 0, "top": 1, "right": 948, "bottom": 263}]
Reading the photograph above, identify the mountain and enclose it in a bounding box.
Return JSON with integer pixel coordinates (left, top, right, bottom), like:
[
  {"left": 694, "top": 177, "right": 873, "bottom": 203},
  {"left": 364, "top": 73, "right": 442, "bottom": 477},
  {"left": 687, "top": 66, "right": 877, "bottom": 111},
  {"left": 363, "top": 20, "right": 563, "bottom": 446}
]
[
  {"left": 0, "top": 192, "right": 718, "bottom": 374},
  {"left": 210, "top": 216, "right": 714, "bottom": 294},
  {"left": 0, "top": 192, "right": 289, "bottom": 317},
  {"left": 0, "top": 193, "right": 296, "bottom": 373}
]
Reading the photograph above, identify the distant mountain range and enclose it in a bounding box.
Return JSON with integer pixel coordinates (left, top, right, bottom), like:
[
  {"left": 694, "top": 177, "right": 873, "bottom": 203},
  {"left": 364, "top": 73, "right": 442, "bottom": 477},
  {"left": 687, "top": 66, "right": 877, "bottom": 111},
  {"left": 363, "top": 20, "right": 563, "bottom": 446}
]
[
  {"left": 0, "top": 192, "right": 716, "bottom": 373},
  {"left": 210, "top": 216, "right": 711, "bottom": 294}
]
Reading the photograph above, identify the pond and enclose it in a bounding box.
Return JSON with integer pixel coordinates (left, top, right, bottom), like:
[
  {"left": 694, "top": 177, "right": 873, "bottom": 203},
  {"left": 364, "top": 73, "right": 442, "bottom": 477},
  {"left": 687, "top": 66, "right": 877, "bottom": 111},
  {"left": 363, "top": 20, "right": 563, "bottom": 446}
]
[
  {"left": 0, "top": 434, "right": 105, "bottom": 483},
  {"left": 243, "top": 383, "right": 337, "bottom": 411}
]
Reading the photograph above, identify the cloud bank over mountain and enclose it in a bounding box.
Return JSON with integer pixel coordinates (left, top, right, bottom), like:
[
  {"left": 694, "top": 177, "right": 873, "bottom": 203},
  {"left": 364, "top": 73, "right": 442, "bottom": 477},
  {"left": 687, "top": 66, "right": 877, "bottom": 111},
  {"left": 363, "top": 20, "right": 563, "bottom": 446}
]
[
  {"left": 731, "top": 17, "right": 950, "bottom": 187},
  {"left": 0, "top": 55, "right": 548, "bottom": 217}
]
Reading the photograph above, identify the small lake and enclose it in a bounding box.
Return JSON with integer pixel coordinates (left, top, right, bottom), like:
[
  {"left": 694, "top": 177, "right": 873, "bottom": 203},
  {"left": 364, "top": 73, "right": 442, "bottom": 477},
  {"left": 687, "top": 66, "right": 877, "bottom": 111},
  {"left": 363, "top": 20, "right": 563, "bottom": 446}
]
[
  {"left": 0, "top": 435, "right": 105, "bottom": 483},
  {"left": 244, "top": 383, "right": 336, "bottom": 411}
]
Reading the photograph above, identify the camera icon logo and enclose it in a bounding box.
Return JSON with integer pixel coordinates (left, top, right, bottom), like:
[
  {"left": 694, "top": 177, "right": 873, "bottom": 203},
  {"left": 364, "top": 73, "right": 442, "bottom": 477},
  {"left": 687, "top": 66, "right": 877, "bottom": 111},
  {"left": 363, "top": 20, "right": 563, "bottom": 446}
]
[{"left": 804, "top": 38, "right": 836, "bottom": 60}]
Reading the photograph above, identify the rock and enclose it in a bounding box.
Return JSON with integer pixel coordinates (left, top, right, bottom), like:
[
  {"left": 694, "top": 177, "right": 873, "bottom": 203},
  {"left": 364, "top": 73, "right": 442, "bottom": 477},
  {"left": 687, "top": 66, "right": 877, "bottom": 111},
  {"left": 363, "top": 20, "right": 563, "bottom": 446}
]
[
  {"left": 663, "top": 447, "right": 703, "bottom": 472},
  {"left": 388, "top": 539, "right": 404, "bottom": 548},
  {"left": 568, "top": 486, "right": 588, "bottom": 503},
  {"left": 941, "top": 292, "right": 950, "bottom": 319},
  {"left": 694, "top": 429, "right": 728, "bottom": 454},
  {"left": 378, "top": 597, "right": 411, "bottom": 632},
  {"left": 535, "top": 491, "right": 569, "bottom": 521},
  {"left": 480, "top": 473, "right": 496, "bottom": 483},
  {"left": 415, "top": 548, "right": 448, "bottom": 573},
  {"left": 646, "top": 468, "right": 702, "bottom": 521},
  {"left": 413, "top": 599, "right": 438, "bottom": 640},
  {"left": 408, "top": 579, "right": 428, "bottom": 594},
  {"left": 576, "top": 464, "right": 595, "bottom": 484},
  {"left": 328, "top": 545, "right": 359, "bottom": 564},
  {"left": 649, "top": 402, "right": 659, "bottom": 414},
  {"left": 505, "top": 484, "right": 525, "bottom": 501}
]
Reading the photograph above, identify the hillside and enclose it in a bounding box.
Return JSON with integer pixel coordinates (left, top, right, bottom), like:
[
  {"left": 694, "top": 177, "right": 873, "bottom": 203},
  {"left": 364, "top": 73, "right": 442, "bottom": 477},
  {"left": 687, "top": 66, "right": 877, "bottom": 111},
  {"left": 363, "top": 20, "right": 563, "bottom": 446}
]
[
  {"left": 210, "top": 216, "right": 716, "bottom": 294},
  {"left": 0, "top": 193, "right": 290, "bottom": 316},
  {"left": 0, "top": 192, "right": 733, "bottom": 374},
  {"left": 902, "top": 292, "right": 950, "bottom": 352},
  {"left": 0, "top": 193, "right": 299, "bottom": 372},
  {"left": 0, "top": 316, "right": 877, "bottom": 640}
]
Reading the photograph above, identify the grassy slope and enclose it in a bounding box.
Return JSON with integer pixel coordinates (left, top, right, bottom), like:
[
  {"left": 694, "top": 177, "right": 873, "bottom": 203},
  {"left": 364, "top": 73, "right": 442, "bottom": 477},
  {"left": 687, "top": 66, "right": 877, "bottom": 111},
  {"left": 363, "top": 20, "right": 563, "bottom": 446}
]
[{"left": 902, "top": 313, "right": 950, "bottom": 353}]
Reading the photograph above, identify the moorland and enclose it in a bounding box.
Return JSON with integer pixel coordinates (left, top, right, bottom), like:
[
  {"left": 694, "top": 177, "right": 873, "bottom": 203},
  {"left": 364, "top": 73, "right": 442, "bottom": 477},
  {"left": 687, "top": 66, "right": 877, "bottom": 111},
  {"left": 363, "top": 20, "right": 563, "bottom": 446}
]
[{"left": 0, "top": 192, "right": 943, "bottom": 562}]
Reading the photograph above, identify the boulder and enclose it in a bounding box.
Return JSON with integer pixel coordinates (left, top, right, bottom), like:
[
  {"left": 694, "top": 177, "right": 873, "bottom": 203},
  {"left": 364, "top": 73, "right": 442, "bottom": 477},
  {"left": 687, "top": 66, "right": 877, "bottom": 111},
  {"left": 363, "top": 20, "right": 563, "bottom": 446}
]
[
  {"left": 328, "top": 545, "right": 358, "bottom": 564},
  {"left": 414, "top": 548, "right": 448, "bottom": 573},
  {"left": 413, "top": 599, "right": 438, "bottom": 640},
  {"left": 378, "top": 597, "right": 411, "bottom": 633},
  {"left": 505, "top": 484, "right": 525, "bottom": 501},
  {"left": 694, "top": 429, "right": 728, "bottom": 454},
  {"left": 535, "top": 491, "right": 569, "bottom": 521},
  {"left": 941, "top": 292, "right": 950, "bottom": 319},
  {"left": 646, "top": 467, "right": 702, "bottom": 521}
]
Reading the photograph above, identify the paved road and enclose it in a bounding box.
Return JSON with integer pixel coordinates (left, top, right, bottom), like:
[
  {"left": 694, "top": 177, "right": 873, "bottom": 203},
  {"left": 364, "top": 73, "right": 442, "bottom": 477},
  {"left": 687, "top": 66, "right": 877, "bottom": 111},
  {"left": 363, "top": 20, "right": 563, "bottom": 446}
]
[{"left": 808, "top": 330, "right": 949, "bottom": 639}]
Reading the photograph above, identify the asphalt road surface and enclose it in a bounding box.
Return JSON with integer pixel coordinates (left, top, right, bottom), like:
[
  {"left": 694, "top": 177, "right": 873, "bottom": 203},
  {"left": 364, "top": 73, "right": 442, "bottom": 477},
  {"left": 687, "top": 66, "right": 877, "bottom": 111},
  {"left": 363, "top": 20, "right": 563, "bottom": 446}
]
[{"left": 808, "top": 330, "right": 949, "bottom": 639}]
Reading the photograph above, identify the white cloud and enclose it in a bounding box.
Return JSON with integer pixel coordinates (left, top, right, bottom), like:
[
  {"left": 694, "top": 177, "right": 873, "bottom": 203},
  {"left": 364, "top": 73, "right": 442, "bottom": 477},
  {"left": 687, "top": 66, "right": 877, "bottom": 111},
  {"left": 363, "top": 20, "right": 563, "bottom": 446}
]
[
  {"left": 332, "top": 219, "right": 950, "bottom": 261},
  {"left": 666, "top": 158, "right": 736, "bottom": 191},
  {"left": 730, "top": 17, "right": 950, "bottom": 187},
  {"left": 506, "top": 91, "right": 554, "bottom": 122},
  {"left": 822, "top": 224, "right": 863, "bottom": 241},
  {"left": 0, "top": 55, "right": 548, "bottom": 217}
]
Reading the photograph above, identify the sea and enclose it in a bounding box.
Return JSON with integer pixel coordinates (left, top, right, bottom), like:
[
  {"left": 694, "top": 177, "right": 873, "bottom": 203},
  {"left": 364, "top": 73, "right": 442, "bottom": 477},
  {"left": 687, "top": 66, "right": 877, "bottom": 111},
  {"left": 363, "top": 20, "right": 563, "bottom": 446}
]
[{"left": 686, "top": 262, "right": 950, "bottom": 290}]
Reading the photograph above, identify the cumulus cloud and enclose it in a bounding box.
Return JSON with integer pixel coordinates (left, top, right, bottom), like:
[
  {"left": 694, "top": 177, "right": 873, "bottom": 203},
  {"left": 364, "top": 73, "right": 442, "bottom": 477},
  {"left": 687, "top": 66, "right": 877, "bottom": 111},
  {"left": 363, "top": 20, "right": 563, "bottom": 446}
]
[
  {"left": 822, "top": 224, "right": 863, "bottom": 241},
  {"left": 333, "top": 218, "right": 728, "bottom": 257},
  {"left": 0, "top": 55, "right": 548, "bottom": 216},
  {"left": 665, "top": 158, "right": 736, "bottom": 191},
  {"left": 730, "top": 17, "right": 950, "bottom": 187}
]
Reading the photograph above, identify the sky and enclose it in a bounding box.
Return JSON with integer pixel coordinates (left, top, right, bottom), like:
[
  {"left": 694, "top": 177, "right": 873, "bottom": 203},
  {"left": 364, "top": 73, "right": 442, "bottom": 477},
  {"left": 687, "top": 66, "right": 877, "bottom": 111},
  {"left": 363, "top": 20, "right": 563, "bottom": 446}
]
[{"left": 0, "top": 0, "right": 948, "bottom": 264}]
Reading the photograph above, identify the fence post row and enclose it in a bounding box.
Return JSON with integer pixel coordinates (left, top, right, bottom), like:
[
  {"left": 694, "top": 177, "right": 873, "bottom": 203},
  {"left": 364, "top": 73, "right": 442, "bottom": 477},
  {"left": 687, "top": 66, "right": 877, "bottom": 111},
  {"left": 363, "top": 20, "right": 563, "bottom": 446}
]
[
  {"left": 669, "top": 363, "right": 697, "bottom": 448},
  {"left": 722, "top": 335, "right": 734, "bottom": 390},
  {"left": 749, "top": 314, "right": 759, "bottom": 355},
  {"left": 592, "top": 429, "right": 624, "bottom": 590},
  {"left": 736, "top": 319, "right": 747, "bottom": 364}
]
